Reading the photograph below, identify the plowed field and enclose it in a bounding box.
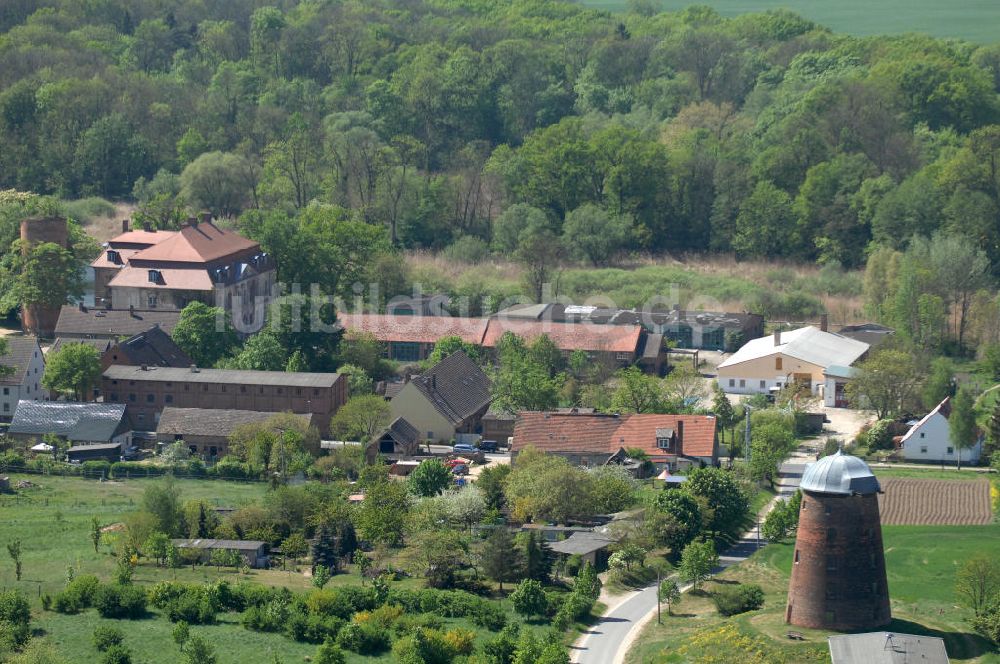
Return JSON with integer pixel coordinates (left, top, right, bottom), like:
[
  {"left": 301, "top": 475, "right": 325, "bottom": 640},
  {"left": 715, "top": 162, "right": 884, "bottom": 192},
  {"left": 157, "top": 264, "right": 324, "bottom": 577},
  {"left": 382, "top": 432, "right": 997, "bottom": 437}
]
[{"left": 878, "top": 477, "right": 993, "bottom": 525}]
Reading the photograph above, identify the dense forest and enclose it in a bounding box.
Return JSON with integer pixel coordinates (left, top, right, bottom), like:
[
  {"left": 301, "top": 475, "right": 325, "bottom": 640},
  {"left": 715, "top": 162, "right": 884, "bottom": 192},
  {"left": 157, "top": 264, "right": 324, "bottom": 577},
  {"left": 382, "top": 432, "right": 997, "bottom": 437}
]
[
  {"left": 3, "top": 0, "right": 1000, "bottom": 359},
  {"left": 3, "top": 0, "right": 1000, "bottom": 265}
]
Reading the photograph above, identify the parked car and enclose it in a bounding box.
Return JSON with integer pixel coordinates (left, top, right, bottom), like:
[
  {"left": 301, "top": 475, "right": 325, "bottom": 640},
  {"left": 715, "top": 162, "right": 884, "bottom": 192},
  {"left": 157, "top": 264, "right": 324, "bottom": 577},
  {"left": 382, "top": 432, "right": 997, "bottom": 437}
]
[
  {"left": 452, "top": 443, "right": 477, "bottom": 453},
  {"left": 122, "top": 446, "right": 142, "bottom": 461},
  {"left": 477, "top": 440, "right": 498, "bottom": 452}
]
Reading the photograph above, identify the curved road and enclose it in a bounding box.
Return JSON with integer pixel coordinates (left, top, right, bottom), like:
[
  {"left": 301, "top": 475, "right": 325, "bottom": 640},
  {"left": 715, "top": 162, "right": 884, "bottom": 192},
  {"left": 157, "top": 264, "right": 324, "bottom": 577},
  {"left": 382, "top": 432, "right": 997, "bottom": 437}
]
[{"left": 571, "top": 460, "right": 806, "bottom": 664}]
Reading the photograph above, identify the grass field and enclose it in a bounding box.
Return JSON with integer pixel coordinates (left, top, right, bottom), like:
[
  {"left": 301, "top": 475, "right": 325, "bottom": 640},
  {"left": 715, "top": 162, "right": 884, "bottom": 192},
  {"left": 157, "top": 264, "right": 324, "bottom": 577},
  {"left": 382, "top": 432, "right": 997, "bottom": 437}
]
[
  {"left": 0, "top": 473, "right": 580, "bottom": 663},
  {"left": 628, "top": 523, "right": 1000, "bottom": 663},
  {"left": 579, "top": 0, "right": 1000, "bottom": 43}
]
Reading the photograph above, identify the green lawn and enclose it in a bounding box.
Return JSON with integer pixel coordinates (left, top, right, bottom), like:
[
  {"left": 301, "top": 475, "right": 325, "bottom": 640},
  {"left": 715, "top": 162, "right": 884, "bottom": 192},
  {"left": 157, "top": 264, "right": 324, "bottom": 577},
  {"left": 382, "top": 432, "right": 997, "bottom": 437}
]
[
  {"left": 0, "top": 473, "right": 269, "bottom": 600},
  {"left": 0, "top": 473, "right": 579, "bottom": 663},
  {"left": 871, "top": 466, "right": 996, "bottom": 481},
  {"left": 629, "top": 523, "right": 1000, "bottom": 663},
  {"left": 580, "top": 0, "right": 1000, "bottom": 43}
]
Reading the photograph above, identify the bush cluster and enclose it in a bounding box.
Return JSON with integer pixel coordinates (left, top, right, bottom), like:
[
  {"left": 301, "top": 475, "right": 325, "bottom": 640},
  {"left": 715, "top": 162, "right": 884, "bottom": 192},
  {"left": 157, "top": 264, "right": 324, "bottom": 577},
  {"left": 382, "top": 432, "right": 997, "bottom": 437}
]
[
  {"left": 0, "top": 590, "right": 31, "bottom": 650},
  {"left": 94, "top": 584, "right": 147, "bottom": 619},
  {"left": 54, "top": 574, "right": 101, "bottom": 614},
  {"left": 711, "top": 584, "right": 765, "bottom": 617}
]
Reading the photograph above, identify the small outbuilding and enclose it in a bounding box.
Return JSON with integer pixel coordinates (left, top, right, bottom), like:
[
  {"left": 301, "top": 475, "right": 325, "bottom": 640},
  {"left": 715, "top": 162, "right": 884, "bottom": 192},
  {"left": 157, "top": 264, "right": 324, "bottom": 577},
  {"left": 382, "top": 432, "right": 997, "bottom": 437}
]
[
  {"left": 170, "top": 538, "right": 269, "bottom": 568},
  {"left": 548, "top": 531, "right": 616, "bottom": 569},
  {"left": 66, "top": 443, "right": 124, "bottom": 463},
  {"left": 828, "top": 632, "right": 949, "bottom": 664}
]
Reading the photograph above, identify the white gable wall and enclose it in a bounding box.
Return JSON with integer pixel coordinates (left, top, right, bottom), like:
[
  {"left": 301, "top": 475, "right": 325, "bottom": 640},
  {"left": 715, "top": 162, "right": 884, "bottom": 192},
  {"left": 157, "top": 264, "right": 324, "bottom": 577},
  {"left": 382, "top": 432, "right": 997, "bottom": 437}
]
[
  {"left": 1, "top": 344, "right": 45, "bottom": 420},
  {"left": 900, "top": 411, "right": 982, "bottom": 464}
]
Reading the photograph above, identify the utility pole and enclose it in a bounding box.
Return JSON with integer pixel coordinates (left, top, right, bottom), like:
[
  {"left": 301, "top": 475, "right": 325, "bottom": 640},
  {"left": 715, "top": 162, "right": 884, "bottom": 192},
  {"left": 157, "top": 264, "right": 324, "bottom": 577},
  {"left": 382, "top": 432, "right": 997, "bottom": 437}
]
[
  {"left": 744, "top": 405, "right": 753, "bottom": 461},
  {"left": 656, "top": 570, "right": 661, "bottom": 625}
]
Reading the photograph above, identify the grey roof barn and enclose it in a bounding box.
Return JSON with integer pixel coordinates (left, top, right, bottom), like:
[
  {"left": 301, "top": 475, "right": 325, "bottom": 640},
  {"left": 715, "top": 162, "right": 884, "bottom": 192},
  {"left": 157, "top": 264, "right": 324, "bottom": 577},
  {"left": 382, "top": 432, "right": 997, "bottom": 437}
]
[{"left": 8, "top": 401, "right": 129, "bottom": 443}]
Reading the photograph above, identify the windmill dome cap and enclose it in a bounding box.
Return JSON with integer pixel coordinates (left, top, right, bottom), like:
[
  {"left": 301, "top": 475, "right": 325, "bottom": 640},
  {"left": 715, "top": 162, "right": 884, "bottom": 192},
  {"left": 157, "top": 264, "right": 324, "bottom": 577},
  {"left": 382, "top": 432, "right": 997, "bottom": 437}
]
[{"left": 800, "top": 450, "right": 880, "bottom": 495}]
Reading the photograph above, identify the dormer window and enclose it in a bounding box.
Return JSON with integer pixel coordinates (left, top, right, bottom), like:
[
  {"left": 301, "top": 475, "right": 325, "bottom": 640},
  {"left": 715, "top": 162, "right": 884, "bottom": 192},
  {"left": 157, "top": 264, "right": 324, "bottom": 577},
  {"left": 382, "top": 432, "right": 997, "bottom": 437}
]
[
  {"left": 148, "top": 269, "right": 162, "bottom": 283},
  {"left": 656, "top": 428, "right": 675, "bottom": 450},
  {"left": 107, "top": 250, "right": 121, "bottom": 264}
]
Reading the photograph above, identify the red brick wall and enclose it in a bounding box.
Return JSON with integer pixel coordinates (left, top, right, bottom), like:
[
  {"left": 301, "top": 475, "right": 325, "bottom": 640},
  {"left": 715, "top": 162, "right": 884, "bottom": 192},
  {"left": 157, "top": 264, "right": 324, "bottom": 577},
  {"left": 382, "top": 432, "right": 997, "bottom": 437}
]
[
  {"left": 102, "top": 373, "right": 346, "bottom": 435},
  {"left": 785, "top": 491, "right": 891, "bottom": 631}
]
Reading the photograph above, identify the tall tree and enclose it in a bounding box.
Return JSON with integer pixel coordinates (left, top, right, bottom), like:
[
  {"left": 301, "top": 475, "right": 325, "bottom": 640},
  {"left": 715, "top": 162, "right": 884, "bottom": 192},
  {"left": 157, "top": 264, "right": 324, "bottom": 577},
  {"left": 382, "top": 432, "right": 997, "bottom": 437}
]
[
  {"left": 172, "top": 302, "right": 238, "bottom": 368},
  {"left": 846, "top": 349, "right": 922, "bottom": 419},
  {"left": 481, "top": 528, "right": 522, "bottom": 591},
  {"left": 949, "top": 387, "right": 977, "bottom": 470},
  {"left": 42, "top": 342, "right": 101, "bottom": 401},
  {"left": 678, "top": 539, "right": 718, "bottom": 591}
]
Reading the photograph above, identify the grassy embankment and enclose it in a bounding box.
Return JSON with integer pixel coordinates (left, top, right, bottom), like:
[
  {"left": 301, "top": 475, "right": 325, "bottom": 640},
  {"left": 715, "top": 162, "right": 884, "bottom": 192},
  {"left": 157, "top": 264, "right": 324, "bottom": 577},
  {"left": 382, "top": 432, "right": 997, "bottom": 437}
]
[
  {"left": 405, "top": 252, "right": 865, "bottom": 324},
  {"left": 626, "top": 467, "right": 1000, "bottom": 664}
]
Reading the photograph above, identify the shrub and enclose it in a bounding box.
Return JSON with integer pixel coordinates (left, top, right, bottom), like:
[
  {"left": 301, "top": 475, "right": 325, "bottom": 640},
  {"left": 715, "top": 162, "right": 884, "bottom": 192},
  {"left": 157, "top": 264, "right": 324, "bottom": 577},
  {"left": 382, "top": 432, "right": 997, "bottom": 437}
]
[
  {"left": 394, "top": 612, "right": 446, "bottom": 637},
  {"left": 165, "top": 591, "right": 217, "bottom": 624},
  {"left": 510, "top": 579, "right": 548, "bottom": 618},
  {"left": 94, "top": 584, "right": 147, "bottom": 619},
  {"left": 335, "top": 621, "right": 391, "bottom": 655},
  {"left": 0, "top": 590, "right": 31, "bottom": 648},
  {"left": 100, "top": 644, "right": 133, "bottom": 664},
  {"left": 469, "top": 599, "right": 507, "bottom": 631},
  {"left": 41, "top": 594, "right": 52, "bottom": 611},
  {"left": 443, "top": 235, "right": 490, "bottom": 263},
  {"left": 93, "top": 625, "right": 125, "bottom": 651},
  {"left": 305, "top": 589, "right": 356, "bottom": 620},
  {"left": 315, "top": 639, "right": 347, "bottom": 664},
  {"left": 444, "top": 628, "right": 476, "bottom": 656},
  {"left": 81, "top": 460, "right": 112, "bottom": 477},
  {"left": 54, "top": 575, "right": 100, "bottom": 614},
  {"left": 353, "top": 604, "right": 403, "bottom": 629},
  {"left": 285, "top": 612, "right": 345, "bottom": 643},
  {"left": 148, "top": 581, "right": 190, "bottom": 609},
  {"left": 0, "top": 451, "right": 26, "bottom": 468},
  {"left": 240, "top": 598, "right": 290, "bottom": 632},
  {"left": 712, "top": 584, "right": 765, "bottom": 617},
  {"left": 172, "top": 621, "right": 190, "bottom": 645}
]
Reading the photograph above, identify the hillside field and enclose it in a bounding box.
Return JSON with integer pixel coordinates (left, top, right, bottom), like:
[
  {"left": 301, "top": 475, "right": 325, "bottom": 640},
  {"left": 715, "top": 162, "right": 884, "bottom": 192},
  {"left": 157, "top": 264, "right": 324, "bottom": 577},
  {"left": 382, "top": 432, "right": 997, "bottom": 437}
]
[
  {"left": 580, "top": 0, "right": 1000, "bottom": 42},
  {"left": 628, "top": 523, "right": 1000, "bottom": 663}
]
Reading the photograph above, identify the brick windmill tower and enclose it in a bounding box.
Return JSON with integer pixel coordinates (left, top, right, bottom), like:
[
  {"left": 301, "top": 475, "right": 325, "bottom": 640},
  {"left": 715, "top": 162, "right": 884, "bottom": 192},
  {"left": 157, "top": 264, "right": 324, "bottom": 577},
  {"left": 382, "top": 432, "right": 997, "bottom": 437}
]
[{"left": 785, "top": 450, "right": 891, "bottom": 631}]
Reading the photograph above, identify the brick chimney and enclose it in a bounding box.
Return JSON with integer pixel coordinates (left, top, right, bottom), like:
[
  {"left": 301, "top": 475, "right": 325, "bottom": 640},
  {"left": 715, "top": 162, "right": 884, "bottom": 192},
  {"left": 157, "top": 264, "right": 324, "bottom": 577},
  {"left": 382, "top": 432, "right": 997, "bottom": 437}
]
[
  {"left": 129, "top": 304, "right": 135, "bottom": 317},
  {"left": 677, "top": 420, "right": 684, "bottom": 451},
  {"left": 200, "top": 211, "right": 212, "bottom": 225},
  {"left": 774, "top": 329, "right": 782, "bottom": 346},
  {"left": 820, "top": 313, "right": 829, "bottom": 332},
  {"left": 122, "top": 219, "right": 130, "bottom": 233}
]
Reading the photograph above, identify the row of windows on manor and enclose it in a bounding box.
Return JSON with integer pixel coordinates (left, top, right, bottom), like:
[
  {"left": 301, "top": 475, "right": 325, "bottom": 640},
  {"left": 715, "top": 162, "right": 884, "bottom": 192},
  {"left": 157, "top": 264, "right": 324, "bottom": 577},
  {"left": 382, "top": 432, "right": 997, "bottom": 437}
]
[{"left": 107, "top": 381, "right": 325, "bottom": 400}]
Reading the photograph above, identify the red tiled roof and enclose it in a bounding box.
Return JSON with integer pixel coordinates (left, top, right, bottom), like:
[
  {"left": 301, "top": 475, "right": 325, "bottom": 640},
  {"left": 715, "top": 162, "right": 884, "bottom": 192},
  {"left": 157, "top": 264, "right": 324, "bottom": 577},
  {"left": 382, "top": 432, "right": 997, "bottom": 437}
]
[
  {"left": 129, "top": 223, "right": 259, "bottom": 265},
  {"left": 107, "top": 266, "right": 214, "bottom": 291},
  {"left": 340, "top": 313, "right": 489, "bottom": 345},
  {"left": 483, "top": 318, "right": 642, "bottom": 354},
  {"left": 109, "top": 230, "right": 176, "bottom": 248},
  {"left": 91, "top": 248, "right": 141, "bottom": 269},
  {"left": 512, "top": 411, "right": 717, "bottom": 460}
]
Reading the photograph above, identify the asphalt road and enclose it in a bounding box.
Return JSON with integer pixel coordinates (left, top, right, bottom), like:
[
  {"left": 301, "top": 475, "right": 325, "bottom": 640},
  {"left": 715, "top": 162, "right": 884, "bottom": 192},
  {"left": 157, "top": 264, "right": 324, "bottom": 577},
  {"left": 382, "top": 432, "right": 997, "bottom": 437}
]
[{"left": 571, "top": 459, "right": 806, "bottom": 664}]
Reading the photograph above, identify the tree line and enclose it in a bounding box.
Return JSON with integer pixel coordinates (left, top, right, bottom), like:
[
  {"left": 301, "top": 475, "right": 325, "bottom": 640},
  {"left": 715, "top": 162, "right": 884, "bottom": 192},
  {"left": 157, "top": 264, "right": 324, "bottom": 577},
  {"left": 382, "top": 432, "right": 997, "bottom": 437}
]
[{"left": 2, "top": 1, "right": 1000, "bottom": 271}]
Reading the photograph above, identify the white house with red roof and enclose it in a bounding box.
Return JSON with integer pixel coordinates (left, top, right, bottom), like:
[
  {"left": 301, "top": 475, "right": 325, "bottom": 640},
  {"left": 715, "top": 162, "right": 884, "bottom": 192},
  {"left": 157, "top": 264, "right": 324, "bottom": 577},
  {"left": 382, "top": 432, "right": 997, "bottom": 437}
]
[
  {"left": 92, "top": 217, "right": 276, "bottom": 333},
  {"left": 897, "top": 397, "right": 983, "bottom": 465}
]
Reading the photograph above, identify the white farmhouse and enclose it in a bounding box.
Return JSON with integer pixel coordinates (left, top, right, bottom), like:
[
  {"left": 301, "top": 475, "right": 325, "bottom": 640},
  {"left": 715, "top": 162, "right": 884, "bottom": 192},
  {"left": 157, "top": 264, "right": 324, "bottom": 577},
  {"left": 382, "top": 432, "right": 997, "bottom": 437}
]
[
  {"left": 897, "top": 397, "right": 983, "bottom": 465},
  {"left": 0, "top": 336, "right": 46, "bottom": 422},
  {"left": 717, "top": 326, "right": 869, "bottom": 398}
]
